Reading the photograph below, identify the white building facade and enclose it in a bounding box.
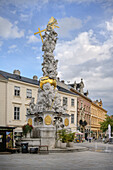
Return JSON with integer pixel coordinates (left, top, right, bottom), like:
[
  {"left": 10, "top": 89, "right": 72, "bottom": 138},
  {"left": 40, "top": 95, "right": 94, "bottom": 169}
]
[{"left": 0, "top": 70, "right": 78, "bottom": 135}]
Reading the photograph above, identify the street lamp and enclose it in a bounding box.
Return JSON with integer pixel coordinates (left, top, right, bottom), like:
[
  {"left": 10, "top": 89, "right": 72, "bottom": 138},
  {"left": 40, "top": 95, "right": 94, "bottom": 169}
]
[{"left": 79, "top": 106, "right": 87, "bottom": 137}]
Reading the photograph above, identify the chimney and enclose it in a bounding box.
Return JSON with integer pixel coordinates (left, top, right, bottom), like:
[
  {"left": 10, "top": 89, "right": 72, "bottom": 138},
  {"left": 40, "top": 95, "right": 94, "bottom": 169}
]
[
  {"left": 99, "top": 99, "right": 102, "bottom": 107},
  {"left": 33, "top": 75, "right": 38, "bottom": 80},
  {"left": 13, "top": 70, "right": 20, "bottom": 76}
]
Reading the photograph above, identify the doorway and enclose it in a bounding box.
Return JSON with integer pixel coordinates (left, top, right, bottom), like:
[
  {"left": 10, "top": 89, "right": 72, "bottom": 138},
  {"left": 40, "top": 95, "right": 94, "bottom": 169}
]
[{"left": 0, "top": 131, "right": 6, "bottom": 152}]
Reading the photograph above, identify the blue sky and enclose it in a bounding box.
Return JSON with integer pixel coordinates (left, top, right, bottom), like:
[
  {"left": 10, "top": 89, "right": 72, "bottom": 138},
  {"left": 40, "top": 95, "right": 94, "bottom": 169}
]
[{"left": 0, "top": 0, "right": 113, "bottom": 115}]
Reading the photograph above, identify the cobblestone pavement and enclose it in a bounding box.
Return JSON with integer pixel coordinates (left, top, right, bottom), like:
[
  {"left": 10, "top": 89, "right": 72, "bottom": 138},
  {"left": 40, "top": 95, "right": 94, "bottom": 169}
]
[
  {"left": 0, "top": 150, "right": 113, "bottom": 170},
  {"left": 74, "top": 141, "right": 113, "bottom": 152}
]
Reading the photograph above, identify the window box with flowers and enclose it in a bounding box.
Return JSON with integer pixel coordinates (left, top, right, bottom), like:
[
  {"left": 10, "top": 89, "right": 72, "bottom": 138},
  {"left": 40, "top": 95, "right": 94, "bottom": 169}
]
[{"left": 22, "top": 123, "right": 33, "bottom": 138}]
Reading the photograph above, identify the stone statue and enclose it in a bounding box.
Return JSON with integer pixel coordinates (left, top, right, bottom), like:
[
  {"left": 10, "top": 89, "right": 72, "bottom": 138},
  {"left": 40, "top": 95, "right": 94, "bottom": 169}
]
[
  {"left": 74, "top": 81, "right": 77, "bottom": 90},
  {"left": 32, "top": 17, "right": 67, "bottom": 114},
  {"left": 79, "top": 78, "right": 84, "bottom": 94},
  {"left": 23, "top": 17, "right": 69, "bottom": 149},
  {"left": 28, "top": 97, "right": 36, "bottom": 114}
]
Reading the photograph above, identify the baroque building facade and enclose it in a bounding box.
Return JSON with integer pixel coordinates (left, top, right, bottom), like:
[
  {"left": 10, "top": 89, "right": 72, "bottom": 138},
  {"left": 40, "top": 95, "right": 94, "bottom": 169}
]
[
  {"left": 0, "top": 70, "right": 78, "bottom": 138},
  {"left": 69, "top": 79, "right": 91, "bottom": 139},
  {"left": 0, "top": 69, "right": 108, "bottom": 142},
  {"left": 91, "top": 99, "right": 107, "bottom": 138},
  {"left": 69, "top": 79, "right": 107, "bottom": 139}
]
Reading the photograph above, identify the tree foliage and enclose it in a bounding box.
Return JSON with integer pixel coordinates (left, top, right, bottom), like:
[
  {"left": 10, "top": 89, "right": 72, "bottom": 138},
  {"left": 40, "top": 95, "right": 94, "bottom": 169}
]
[{"left": 99, "top": 114, "right": 113, "bottom": 133}]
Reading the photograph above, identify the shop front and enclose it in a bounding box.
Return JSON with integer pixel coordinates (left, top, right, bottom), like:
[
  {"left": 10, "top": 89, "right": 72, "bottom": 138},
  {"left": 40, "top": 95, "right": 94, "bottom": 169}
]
[{"left": 0, "top": 126, "right": 15, "bottom": 152}]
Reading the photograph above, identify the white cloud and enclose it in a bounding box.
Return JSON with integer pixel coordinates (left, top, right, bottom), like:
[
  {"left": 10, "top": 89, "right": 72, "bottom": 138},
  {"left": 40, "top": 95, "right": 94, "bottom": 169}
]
[
  {"left": 9, "top": 45, "right": 17, "bottom": 49},
  {"left": 84, "top": 16, "right": 92, "bottom": 24},
  {"left": 56, "top": 29, "right": 112, "bottom": 73},
  {"left": 0, "top": 17, "right": 24, "bottom": 39},
  {"left": 32, "top": 46, "right": 38, "bottom": 50},
  {"left": 65, "top": 0, "right": 96, "bottom": 3},
  {"left": 106, "top": 17, "right": 113, "bottom": 32},
  {"left": 36, "top": 56, "right": 41, "bottom": 59},
  {"left": 20, "top": 14, "right": 30, "bottom": 21},
  {"left": 57, "top": 17, "right": 82, "bottom": 38},
  {"left": 56, "top": 26, "right": 113, "bottom": 91},
  {"left": 10, "top": 10, "right": 16, "bottom": 14},
  {"left": 8, "top": 44, "right": 18, "bottom": 53},
  {"left": 0, "top": 0, "right": 48, "bottom": 10},
  {"left": 55, "top": 18, "right": 113, "bottom": 114},
  {"left": 26, "top": 35, "right": 41, "bottom": 44},
  {"left": 32, "top": 46, "right": 39, "bottom": 53},
  {"left": 28, "top": 30, "right": 33, "bottom": 34}
]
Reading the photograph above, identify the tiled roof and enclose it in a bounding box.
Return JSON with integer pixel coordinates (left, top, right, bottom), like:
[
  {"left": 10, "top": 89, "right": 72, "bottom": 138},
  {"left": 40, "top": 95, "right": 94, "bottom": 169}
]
[
  {"left": 57, "top": 85, "right": 78, "bottom": 96},
  {"left": 0, "top": 70, "right": 39, "bottom": 86},
  {"left": 0, "top": 70, "right": 78, "bottom": 96},
  {"left": 69, "top": 83, "right": 80, "bottom": 89}
]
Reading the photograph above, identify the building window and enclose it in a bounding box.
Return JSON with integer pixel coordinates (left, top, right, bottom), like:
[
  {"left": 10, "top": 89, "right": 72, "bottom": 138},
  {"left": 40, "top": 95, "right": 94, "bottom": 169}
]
[
  {"left": 89, "top": 107, "right": 90, "bottom": 112},
  {"left": 77, "top": 101, "right": 79, "bottom": 108},
  {"left": 26, "top": 89, "right": 32, "bottom": 98},
  {"left": 71, "top": 114, "right": 74, "bottom": 124},
  {"left": 71, "top": 98, "right": 75, "bottom": 106},
  {"left": 14, "top": 86, "right": 20, "bottom": 96},
  {"left": 87, "top": 106, "right": 88, "bottom": 111},
  {"left": 26, "top": 108, "right": 30, "bottom": 115},
  {"left": 81, "top": 101, "right": 83, "bottom": 108},
  {"left": 14, "top": 107, "right": 20, "bottom": 120},
  {"left": 63, "top": 97, "right": 68, "bottom": 106}
]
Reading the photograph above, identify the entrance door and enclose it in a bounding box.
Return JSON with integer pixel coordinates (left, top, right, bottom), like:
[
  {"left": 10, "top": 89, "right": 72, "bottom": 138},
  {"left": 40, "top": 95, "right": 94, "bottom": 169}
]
[{"left": 0, "top": 132, "right": 6, "bottom": 152}]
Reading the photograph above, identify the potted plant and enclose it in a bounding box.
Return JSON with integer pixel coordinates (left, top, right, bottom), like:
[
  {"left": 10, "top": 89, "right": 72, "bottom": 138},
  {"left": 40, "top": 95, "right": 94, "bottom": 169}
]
[
  {"left": 58, "top": 129, "right": 68, "bottom": 149},
  {"left": 67, "top": 132, "right": 75, "bottom": 147},
  {"left": 22, "top": 123, "right": 33, "bottom": 138}
]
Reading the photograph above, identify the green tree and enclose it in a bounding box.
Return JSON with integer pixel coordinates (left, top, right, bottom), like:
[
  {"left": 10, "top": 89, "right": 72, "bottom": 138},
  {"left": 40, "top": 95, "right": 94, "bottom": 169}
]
[{"left": 99, "top": 114, "right": 113, "bottom": 135}]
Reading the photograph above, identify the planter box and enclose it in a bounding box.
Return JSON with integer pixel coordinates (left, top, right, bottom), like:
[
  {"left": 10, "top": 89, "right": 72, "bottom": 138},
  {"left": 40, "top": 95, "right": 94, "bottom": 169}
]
[
  {"left": 55, "top": 140, "right": 61, "bottom": 148},
  {"left": 68, "top": 142, "right": 74, "bottom": 147},
  {"left": 26, "top": 132, "right": 31, "bottom": 138},
  {"left": 60, "top": 142, "right": 67, "bottom": 149}
]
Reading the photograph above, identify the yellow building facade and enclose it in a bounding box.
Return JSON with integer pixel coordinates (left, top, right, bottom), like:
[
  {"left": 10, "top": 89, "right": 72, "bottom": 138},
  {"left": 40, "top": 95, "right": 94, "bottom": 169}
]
[{"left": 91, "top": 100, "right": 107, "bottom": 138}]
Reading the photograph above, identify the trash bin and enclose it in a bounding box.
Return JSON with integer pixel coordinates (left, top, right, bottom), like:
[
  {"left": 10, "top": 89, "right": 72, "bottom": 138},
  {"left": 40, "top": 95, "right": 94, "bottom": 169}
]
[
  {"left": 21, "top": 142, "right": 28, "bottom": 153},
  {"left": 89, "top": 138, "right": 91, "bottom": 143},
  {"left": 30, "top": 147, "right": 38, "bottom": 154}
]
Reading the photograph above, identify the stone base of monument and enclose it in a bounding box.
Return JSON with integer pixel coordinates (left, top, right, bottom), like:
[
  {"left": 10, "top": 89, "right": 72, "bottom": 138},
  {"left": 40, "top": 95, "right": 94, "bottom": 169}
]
[
  {"left": 38, "top": 127, "right": 56, "bottom": 149},
  {"left": 21, "top": 138, "right": 40, "bottom": 148},
  {"left": 21, "top": 127, "right": 56, "bottom": 150},
  {"left": 25, "top": 108, "right": 70, "bottom": 150}
]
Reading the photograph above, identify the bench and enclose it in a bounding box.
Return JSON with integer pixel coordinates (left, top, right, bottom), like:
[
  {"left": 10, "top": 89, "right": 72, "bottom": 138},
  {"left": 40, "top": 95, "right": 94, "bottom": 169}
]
[
  {"left": 38, "top": 145, "right": 49, "bottom": 154},
  {"left": 7, "top": 148, "right": 20, "bottom": 154}
]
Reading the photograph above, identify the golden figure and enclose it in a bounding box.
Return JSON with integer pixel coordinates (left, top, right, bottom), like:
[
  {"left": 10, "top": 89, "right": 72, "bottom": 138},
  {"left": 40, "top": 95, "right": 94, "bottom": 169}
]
[
  {"left": 40, "top": 76, "right": 57, "bottom": 89},
  {"left": 34, "top": 17, "right": 59, "bottom": 43},
  {"left": 45, "top": 115, "right": 52, "bottom": 125},
  {"left": 47, "top": 16, "right": 59, "bottom": 30},
  {"left": 64, "top": 118, "right": 69, "bottom": 126},
  {"left": 28, "top": 118, "right": 32, "bottom": 126}
]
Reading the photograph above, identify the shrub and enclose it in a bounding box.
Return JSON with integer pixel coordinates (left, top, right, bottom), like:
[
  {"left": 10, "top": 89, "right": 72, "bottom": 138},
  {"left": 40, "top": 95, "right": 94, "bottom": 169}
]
[
  {"left": 58, "top": 129, "right": 68, "bottom": 143},
  {"left": 67, "top": 132, "right": 75, "bottom": 142}
]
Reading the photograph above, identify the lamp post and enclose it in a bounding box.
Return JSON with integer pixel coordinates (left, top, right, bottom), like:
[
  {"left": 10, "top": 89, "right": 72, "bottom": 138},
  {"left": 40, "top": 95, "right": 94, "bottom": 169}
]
[{"left": 79, "top": 106, "right": 87, "bottom": 138}]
